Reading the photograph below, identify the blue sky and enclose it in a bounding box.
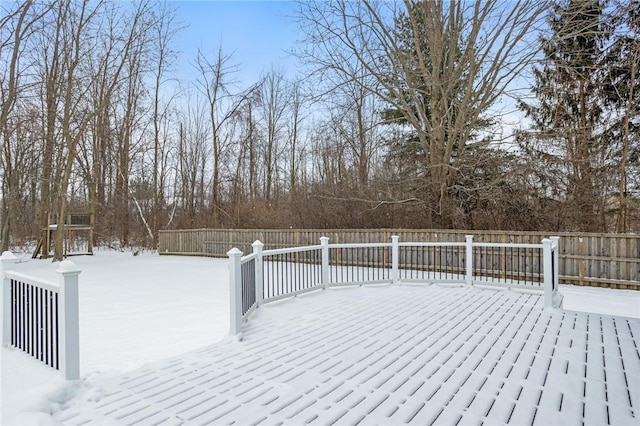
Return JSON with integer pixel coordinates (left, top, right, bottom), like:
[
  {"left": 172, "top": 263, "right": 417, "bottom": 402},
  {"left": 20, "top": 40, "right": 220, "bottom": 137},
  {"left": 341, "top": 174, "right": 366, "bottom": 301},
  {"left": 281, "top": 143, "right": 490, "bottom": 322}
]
[{"left": 172, "top": 1, "right": 301, "bottom": 87}]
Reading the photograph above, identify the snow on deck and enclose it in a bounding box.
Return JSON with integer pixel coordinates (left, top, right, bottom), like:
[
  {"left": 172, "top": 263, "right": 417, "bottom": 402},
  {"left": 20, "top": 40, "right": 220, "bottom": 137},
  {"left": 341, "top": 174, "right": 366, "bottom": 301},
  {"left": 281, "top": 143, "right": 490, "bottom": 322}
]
[{"left": 55, "top": 284, "right": 639, "bottom": 425}]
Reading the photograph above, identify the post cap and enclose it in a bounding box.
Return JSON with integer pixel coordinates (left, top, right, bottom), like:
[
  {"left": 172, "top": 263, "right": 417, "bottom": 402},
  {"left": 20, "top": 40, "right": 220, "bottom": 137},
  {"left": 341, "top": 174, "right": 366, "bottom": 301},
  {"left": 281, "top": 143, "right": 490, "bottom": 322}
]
[
  {"left": 0, "top": 251, "right": 17, "bottom": 261},
  {"left": 252, "top": 240, "right": 264, "bottom": 248},
  {"left": 56, "top": 260, "right": 81, "bottom": 275},
  {"left": 227, "top": 247, "right": 243, "bottom": 257}
]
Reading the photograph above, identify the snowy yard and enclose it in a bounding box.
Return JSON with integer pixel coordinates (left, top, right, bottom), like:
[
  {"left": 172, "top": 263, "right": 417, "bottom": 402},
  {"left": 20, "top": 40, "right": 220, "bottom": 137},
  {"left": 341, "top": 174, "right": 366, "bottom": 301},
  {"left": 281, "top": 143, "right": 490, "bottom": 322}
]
[{"left": 1, "top": 250, "right": 639, "bottom": 425}]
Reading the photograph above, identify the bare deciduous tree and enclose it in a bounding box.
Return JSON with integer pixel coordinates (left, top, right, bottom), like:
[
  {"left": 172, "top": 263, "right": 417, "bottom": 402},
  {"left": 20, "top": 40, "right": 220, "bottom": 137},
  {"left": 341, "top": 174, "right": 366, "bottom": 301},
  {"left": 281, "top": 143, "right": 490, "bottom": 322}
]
[
  {"left": 194, "top": 47, "right": 255, "bottom": 226},
  {"left": 259, "top": 69, "right": 289, "bottom": 200},
  {"left": 0, "top": 0, "right": 48, "bottom": 250},
  {"left": 296, "top": 0, "right": 547, "bottom": 225},
  {"left": 50, "top": 0, "right": 103, "bottom": 260},
  {"left": 150, "top": 2, "right": 179, "bottom": 246}
]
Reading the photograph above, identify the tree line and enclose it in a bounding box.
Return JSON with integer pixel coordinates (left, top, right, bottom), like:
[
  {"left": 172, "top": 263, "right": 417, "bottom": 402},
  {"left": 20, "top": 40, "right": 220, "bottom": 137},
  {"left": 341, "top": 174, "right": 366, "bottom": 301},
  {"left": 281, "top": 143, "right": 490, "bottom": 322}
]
[{"left": 0, "top": 0, "right": 637, "bottom": 258}]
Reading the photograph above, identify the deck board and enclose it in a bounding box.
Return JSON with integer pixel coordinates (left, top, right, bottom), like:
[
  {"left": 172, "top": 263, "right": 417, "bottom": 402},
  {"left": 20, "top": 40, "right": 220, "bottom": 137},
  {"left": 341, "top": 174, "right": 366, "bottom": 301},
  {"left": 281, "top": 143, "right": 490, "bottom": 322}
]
[{"left": 54, "top": 284, "right": 639, "bottom": 425}]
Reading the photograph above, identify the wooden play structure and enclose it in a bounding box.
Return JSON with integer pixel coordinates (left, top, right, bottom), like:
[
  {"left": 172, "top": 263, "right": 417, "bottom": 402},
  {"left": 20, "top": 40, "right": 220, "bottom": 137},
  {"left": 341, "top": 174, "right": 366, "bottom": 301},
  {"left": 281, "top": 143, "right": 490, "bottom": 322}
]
[{"left": 33, "top": 213, "right": 94, "bottom": 258}]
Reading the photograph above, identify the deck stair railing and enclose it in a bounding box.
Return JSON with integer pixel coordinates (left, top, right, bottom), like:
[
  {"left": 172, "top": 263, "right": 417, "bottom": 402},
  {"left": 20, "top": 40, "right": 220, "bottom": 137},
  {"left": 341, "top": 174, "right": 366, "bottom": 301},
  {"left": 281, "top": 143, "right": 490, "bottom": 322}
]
[
  {"left": 1, "top": 252, "right": 81, "bottom": 380},
  {"left": 228, "top": 235, "right": 562, "bottom": 337}
]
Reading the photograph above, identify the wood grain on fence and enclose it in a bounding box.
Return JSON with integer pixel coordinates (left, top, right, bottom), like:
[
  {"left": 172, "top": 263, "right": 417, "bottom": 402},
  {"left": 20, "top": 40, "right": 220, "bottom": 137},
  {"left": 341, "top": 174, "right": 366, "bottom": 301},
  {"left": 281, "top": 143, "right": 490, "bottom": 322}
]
[{"left": 158, "top": 229, "right": 639, "bottom": 289}]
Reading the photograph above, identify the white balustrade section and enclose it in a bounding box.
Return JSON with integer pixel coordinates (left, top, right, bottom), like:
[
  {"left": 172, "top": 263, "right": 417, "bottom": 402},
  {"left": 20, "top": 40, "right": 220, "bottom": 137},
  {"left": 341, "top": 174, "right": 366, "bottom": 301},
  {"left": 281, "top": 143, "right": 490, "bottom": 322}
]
[
  {"left": 1, "top": 252, "right": 81, "bottom": 380},
  {"left": 228, "top": 235, "right": 563, "bottom": 336}
]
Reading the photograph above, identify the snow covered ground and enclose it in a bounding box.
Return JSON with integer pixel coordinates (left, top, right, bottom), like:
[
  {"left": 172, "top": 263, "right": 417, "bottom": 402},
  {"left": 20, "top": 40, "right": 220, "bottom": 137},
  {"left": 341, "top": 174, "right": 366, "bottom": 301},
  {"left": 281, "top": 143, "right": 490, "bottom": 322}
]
[
  {"left": 1, "top": 250, "right": 638, "bottom": 425},
  {"left": 2, "top": 250, "right": 228, "bottom": 425}
]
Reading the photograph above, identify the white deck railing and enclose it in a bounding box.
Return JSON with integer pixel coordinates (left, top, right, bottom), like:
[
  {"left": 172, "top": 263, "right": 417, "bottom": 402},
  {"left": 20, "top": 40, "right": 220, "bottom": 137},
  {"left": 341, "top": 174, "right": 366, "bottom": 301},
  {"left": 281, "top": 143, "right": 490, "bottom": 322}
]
[
  {"left": 1, "top": 252, "right": 81, "bottom": 380},
  {"left": 228, "top": 235, "right": 562, "bottom": 337}
]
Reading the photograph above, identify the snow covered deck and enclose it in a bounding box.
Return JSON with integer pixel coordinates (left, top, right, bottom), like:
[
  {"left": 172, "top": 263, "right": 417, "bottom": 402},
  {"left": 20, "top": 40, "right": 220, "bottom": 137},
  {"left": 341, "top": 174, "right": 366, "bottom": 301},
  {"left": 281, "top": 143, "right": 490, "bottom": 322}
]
[{"left": 52, "top": 283, "right": 639, "bottom": 425}]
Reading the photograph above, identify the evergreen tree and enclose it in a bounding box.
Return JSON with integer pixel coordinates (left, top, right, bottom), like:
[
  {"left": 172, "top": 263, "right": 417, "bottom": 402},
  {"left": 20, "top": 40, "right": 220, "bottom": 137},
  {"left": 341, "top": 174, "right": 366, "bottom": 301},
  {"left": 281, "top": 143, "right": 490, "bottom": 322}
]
[
  {"left": 601, "top": 0, "right": 640, "bottom": 231},
  {"left": 519, "top": 0, "right": 611, "bottom": 232}
]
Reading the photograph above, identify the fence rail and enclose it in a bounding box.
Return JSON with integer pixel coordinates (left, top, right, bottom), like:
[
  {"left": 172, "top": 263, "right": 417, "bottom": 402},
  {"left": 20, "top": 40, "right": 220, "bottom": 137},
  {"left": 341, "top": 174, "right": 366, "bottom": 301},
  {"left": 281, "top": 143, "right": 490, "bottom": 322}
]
[
  {"left": 161, "top": 228, "right": 639, "bottom": 289},
  {"left": 1, "top": 252, "right": 81, "bottom": 380},
  {"left": 227, "top": 236, "right": 562, "bottom": 336}
]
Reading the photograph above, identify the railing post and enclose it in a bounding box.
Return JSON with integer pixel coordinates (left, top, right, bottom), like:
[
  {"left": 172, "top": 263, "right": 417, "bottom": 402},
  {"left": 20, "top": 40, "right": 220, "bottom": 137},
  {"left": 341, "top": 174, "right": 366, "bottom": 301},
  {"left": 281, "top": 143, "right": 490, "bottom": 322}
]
[
  {"left": 550, "top": 236, "right": 560, "bottom": 290},
  {"left": 542, "top": 239, "right": 554, "bottom": 309},
  {"left": 465, "top": 235, "right": 473, "bottom": 287},
  {"left": 252, "top": 240, "right": 264, "bottom": 306},
  {"left": 227, "top": 248, "right": 243, "bottom": 338},
  {"left": 320, "top": 237, "right": 329, "bottom": 290},
  {"left": 57, "top": 260, "right": 81, "bottom": 380},
  {"left": 550, "top": 236, "right": 563, "bottom": 309},
  {"left": 1, "top": 251, "right": 17, "bottom": 347},
  {"left": 391, "top": 235, "right": 399, "bottom": 284}
]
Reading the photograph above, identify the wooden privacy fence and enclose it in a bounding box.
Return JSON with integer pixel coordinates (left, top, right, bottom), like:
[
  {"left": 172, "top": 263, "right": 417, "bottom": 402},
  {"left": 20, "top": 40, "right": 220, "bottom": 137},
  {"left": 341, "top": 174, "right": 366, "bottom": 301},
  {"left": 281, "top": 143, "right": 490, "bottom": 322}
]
[{"left": 158, "top": 229, "right": 639, "bottom": 289}]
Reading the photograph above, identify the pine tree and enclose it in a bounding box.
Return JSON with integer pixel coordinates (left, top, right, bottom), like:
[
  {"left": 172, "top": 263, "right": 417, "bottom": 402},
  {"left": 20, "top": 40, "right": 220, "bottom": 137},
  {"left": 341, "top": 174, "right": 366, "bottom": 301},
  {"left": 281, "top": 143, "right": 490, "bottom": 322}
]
[
  {"left": 519, "top": 0, "right": 611, "bottom": 232},
  {"left": 601, "top": 0, "right": 640, "bottom": 231}
]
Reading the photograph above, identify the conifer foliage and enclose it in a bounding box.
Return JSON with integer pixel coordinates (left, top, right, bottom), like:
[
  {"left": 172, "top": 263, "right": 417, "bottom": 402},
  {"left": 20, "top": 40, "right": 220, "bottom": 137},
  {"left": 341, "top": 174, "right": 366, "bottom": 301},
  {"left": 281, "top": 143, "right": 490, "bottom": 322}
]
[{"left": 519, "top": 0, "right": 639, "bottom": 232}]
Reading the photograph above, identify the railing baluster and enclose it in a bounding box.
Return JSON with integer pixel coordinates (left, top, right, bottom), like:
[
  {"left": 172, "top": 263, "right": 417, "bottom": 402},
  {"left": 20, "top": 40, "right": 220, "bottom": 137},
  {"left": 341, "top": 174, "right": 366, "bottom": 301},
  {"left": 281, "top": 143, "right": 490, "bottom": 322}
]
[
  {"left": 527, "top": 248, "right": 531, "bottom": 285},
  {"left": 517, "top": 247, "right": 521, "bottom": 284},
  {"left": 20, "top": 282, "right": 24, "bottom": 351},
  {"left": 366, "top": 247, "right": 370, "bottom": 282},
  {"left": 48, "top": 290, "right": 53, "bottom": 367},
  {"left": 302, "top": 254, "right": 306, "bottom": 290},
  {"left": 31, "top": 284, "right": 35, "bottom": 356},
  {"left": 298, "top": 254, "right": 302, "bottom": 291},
  {"left": 290, "top": 252, "right": 294, "bottom": 293},
  {"left": 23, "top": 283, "right": 27, "bottom": 353},
  {"left": 31, "top": 285, "right": 35, "bottom": 357},
  {"left": 19, "top": 281, "right": 23, "bottom": 350},
  {"left": 352, "top": 248, "right": 356, "bottom": 282},
  {"left": 360, "top": 247, "right": 363, "bottom": 281},
  {"left": 54, "top": 292, "right": 59, "bottom": 369},
  {"left": 279, "top": 254, "right": 283, "bottom": 296},
  {"left": 287, "top": 253, "right": 299, "bottom": 292},
  {"left": 23, "top": 281, "right": 27, "bottom": 350},
  {"left": 538, "top": 249, "right": 542, "bottom": 284},
  {"left": 285, "top": 252, "right": 289, "bottom": 294},
  {"left": 341, "top": 248, "right": 344, "bottom": 283},
  {"left": 429, "top": 247, "right": 438, "bottom": 280},
  {"left": 446, "top": 245, "right": 450, "bottom": 278},
  {"left": 270, "top": 259, "right": 274, "bottom": 298},
  {"left": 347, "top": 248, "right": 351, "bottom": 282},
  {"left": 44, "top": 289, "right": 49, "bottom": 366},
  {"left": 275, "top": 256, "right": 279, "bottom": 297},
  {"left": 11, "top": 280, "right": 16, "bottom": 346},
  {"left": 439, "top": 245, "right": 443, "bottom": 280},
  {"left": 277, "top": 255, "right": 282, "bottom": 297},
  {"left": 37, "top": 287, "right": 41, "bottom": 361},
  {"left": 479, "top": 245, "right": 483, "bottom": 282},
  {"left": 29, "top": 284, "right": 33, "bottom": 356},
  {"left": 486, "top": 246, "right": 489, "bottom": 282}
]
